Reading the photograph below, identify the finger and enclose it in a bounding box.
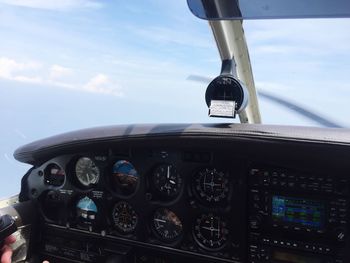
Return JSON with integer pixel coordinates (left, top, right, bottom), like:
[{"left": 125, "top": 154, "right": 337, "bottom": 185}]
[
  {"left": 1, "top": 244, "right": 13, "bottom": 263},
  {"left": 4, "top": 235, "right": 16, "bottom": 245},
  {"left": 42, "top": 261, "right": 50, "bottom": 263}
]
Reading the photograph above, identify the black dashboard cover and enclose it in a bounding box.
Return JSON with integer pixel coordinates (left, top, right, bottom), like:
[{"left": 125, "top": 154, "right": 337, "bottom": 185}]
[{"left": 14, "top": 123, "right": 350, "bottom": 165}]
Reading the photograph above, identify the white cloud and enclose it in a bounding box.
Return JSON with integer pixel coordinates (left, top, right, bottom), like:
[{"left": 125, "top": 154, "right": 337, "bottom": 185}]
[
  {"left": 83, "top": 74, "right": 123, "bottom": 96},
  {"left": 0, "top": 57, "right": 123, "bottom": 97},
  {"left": 0, "top": 0, "right": 103, "bottom": 10},
  {"left": 13, "top": 75, "right": 43, "bottom": 83},
  {"left": 0, "top": 57, "right": 70, "bottom": 85},
  {"left": 49, "top": 64, "right": 73, "bottom": 80},
  {"left": 0, "top": 57, "right": 42, "bottom": 82}
]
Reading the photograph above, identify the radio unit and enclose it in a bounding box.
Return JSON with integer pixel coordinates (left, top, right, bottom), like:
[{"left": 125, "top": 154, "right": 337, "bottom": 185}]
[{"left": 248, "top": 166, "right": 349, "bottom": 263}]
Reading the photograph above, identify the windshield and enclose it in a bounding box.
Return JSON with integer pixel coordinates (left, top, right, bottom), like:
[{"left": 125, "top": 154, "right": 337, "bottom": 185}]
[{"left": 1, "top": 1, "right": 350, "bottom": 197}]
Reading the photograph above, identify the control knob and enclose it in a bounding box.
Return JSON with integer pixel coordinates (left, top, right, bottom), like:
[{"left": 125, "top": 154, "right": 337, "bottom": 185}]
[{"left": 335, "top": 228, "right": 346, "bottom": 242}]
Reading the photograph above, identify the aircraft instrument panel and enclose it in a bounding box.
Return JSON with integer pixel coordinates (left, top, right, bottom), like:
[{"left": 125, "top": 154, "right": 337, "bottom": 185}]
[{"left": 14, "top": 124, "right": 350, "bottom": 263}]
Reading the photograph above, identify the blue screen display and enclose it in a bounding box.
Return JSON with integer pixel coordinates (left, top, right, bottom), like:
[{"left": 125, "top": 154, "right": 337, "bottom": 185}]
[{"left": 272, "top": 196, "right": 324, "bottom": 228}]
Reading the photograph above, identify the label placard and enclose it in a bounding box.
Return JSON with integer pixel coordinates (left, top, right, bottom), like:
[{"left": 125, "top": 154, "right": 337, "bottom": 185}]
[{"left": 209, "top": 100, "right": 236, "bottom": 118}]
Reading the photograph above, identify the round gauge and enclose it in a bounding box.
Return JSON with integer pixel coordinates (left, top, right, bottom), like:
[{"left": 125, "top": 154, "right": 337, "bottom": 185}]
[
  {"left": 76, "top": 196, "right": 98, "bottom": 225},
  {"left": 111, "top": 160, "right": 139, "bottom": 195},
  {"left": 75, "top": 157, "right": 100, "bottom": 187},
  {"left": 205, "top": 75, "right": 248, "bottom": 113},
  {"left": 152, "top": 164, "right": 183, "bottom": 198},
  {"left": 192, "top": 168, "right": 229, "bottom": 204},
  {"left": 152, "top": 208, "right": 183, "bottom": 242},
  {"left": 193, "top": 214, "right": 229, "bottom": 251},
  {"left": 112, "top": 201, "right": 138, "bottom": 234},
  {"left": 44, "top": 163, "right": 65, "bottom": 186}
]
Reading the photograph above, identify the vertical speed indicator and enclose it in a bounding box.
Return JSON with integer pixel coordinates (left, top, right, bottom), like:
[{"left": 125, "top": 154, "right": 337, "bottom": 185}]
[{"left": 152, "top": 208, "right": 183, "bottom": 242}]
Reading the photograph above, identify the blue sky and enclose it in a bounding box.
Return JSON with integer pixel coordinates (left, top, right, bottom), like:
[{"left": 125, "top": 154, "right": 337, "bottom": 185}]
[{"left": 0, "top": 0, "right": 350, "bottom": 197}]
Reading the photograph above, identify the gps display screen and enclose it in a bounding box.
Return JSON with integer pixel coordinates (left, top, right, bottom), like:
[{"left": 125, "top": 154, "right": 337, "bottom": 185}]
[{"left": 272, "top": 196, "right": 324, "bottom": 228}]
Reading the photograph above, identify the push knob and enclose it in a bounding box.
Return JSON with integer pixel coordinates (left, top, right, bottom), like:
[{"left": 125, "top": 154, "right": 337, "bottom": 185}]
[{"left": 335, "top": 228, "right": 346, "bottom": 242}]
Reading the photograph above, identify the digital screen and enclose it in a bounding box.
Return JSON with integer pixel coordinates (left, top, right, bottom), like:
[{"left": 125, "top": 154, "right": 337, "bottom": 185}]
[
  {"left": 272, "top": 250, "right": 322, "bottom": 263},
  {"left": 272, "top": 196, "right": 324, "bottom": 228}
]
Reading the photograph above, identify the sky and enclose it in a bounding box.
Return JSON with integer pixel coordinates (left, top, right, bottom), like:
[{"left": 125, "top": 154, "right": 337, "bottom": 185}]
[{"left": 0, "top": 0, "right": 350, "bottom": 197}]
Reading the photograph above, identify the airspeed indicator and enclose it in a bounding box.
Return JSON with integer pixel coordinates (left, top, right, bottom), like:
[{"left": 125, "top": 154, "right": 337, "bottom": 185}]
[{"left": 75, "top": 157, "right": 100, "bottom": 187}]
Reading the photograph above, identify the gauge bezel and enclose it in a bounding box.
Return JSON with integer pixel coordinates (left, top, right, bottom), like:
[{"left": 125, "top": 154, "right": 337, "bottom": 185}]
[
  {"left": 191, "top": 167, "right": 231, "bottom": 206},
  {"left": 151, "top": 207, "right": 184, "bottom": 244},
  {"left": 107, "top": 159, "right": 141, "bottom": 198},
  {"left": 38, "top": 189, "right": 67, "bottom": 224},
  {"left": 73, "top": 156, "right": 101, "bottom": 188},
  {"left": 150, "top": 163, "right": 184, "bottom": 200},
  {"left": 44, "top": 162, "right": 66, "bottom": 187},
  {"left": 192, "top": 213, "right": 229, "bottom": 252},
  {"left": 73, "top": 195, "right": 102, "bottom": 230},
  {"left": 111, "top": 201, "right": 138, "bottom": 234}
]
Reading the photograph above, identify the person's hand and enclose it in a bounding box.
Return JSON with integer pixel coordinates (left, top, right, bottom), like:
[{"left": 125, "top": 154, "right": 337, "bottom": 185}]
[
  {"left": 1, "top": 235, "right": 16, "bottom": 263},
  {"left": 1, "top": 235, "right": 49, "bottom": 263}
]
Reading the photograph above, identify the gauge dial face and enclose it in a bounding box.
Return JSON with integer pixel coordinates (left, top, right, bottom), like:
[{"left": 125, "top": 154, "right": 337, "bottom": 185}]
[
  {"left": 152, "top": 164, "right": 183, "bottom": 198},
  {"left": 112, "top": 160, "right": 139, "bottom": 195},
  {"left": 112, "top": 201, "right": 138, "bottom": 234},
  {"left": 205, "top": 76, "right": 244, "bottom": 109},
  {"left": 152, "top": 208, "right": 183, "bottom": 242},
  {"left": 76, "top": 196, "right": 98, "bottom": 225},
  {"left": 193, "top": 168, "right": 229, "bottom": 203},
  {"left": 193, "top": 214, "right": 229, "bottom": 251},
  {"left": 75, "top": 157, "right": 100, "bottom": 187},
  {"left": 44, "top": 163, "right": 65, "bottom": 186}
]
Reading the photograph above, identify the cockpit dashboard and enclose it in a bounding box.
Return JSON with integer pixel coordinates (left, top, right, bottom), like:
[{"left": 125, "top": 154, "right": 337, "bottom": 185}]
[{"left": 14, "top": 124, "right": 350, "bottom": 263}]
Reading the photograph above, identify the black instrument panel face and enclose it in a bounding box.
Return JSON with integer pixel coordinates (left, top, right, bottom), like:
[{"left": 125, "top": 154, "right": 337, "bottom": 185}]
[{"left": 32, "top": 148, "right": 247, "bottom": 262}]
